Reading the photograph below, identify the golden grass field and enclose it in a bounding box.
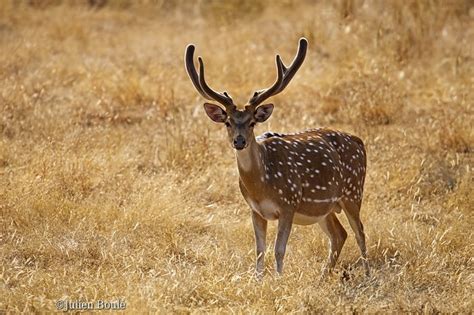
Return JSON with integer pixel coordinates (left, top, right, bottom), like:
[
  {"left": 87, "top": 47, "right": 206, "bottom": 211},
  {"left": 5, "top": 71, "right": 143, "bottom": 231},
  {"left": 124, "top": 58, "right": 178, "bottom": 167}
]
[{"left": 1, "top": 0, "right": 473, "bottom": 313}]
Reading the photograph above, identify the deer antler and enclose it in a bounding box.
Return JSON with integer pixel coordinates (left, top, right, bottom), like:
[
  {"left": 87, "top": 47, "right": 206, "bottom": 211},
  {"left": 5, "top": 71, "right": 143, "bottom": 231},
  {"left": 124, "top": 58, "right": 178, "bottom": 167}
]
[
  {"left": 185, "top": 44, "right": 235, "bottom": 110},
  {"left": 247, "top": 38, "right": 308, "bottom": 109}
]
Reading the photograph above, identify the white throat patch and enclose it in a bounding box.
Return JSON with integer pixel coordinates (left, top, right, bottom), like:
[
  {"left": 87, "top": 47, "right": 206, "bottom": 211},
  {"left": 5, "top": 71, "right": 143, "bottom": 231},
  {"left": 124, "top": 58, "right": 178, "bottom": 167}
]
[{"left": 235, "top": 147, "right": 254, "bottom": 172}]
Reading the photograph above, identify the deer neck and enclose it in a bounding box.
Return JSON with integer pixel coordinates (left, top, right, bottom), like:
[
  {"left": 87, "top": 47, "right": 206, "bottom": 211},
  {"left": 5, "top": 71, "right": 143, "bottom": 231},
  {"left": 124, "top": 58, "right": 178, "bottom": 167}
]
[{"left": 235, "top": 136, "right": 266, "bottom": 193}]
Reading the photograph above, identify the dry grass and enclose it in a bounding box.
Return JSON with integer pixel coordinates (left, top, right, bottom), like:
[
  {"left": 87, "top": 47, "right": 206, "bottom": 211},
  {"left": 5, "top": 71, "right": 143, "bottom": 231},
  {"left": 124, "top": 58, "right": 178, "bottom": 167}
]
[{"left": 1, "top": 0, "right": 473, "bottom": 313}]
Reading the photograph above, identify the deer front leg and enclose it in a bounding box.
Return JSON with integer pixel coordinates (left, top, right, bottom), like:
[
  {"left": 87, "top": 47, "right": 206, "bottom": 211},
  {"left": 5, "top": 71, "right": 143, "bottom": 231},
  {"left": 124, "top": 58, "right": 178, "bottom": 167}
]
[
  {"left": 251, "top": 210, "right": 267, "bottom": 277},
  {"left": 275, "top": 210, "right": 294, "bottom": 274}
]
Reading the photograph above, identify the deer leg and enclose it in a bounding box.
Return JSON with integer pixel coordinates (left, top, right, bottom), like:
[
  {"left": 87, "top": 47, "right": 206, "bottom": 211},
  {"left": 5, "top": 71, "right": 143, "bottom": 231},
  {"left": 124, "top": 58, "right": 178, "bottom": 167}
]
[
  {"left": 251, "top": 210, "right": 267, "bottom": 277},
  {"left": 274, "top": 211, "right": 294, "bottom": 274},
  {"left": 341, "top": 200, "right": 369, "bottom": 275},
  {"left": 319, "top": 212, "right": 347, "bottom": 275}
]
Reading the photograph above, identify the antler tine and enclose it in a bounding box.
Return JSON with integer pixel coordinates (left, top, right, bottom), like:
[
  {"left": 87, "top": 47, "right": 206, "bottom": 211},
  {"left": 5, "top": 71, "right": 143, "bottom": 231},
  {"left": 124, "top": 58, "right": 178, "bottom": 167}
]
[
  {"left": 247, "top": 55, "right": 285, "bottom": 109},
  {"left": 248, "top": 38, "right": 308, "bottom": 108},
  {"left": 184, "top": 44, "right": 234, "bottom": 109},
  {"left": 197, "top": 58, "right": 234, "bottom": 108},
  {"left": 185, "top": 45, "right": 209, "bottom": 100}
]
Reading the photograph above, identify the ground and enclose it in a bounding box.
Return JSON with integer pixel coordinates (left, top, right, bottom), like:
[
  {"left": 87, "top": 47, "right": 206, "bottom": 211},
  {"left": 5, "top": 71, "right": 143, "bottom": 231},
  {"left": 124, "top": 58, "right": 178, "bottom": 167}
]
[{"left": 0, "top": 0, "right": 473, "bottom": 313}]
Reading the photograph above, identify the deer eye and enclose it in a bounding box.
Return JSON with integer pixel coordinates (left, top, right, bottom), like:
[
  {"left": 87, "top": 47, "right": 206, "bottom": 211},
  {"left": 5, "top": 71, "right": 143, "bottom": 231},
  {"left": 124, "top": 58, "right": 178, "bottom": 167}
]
[
  {"left": 225, "top": 121, "right": 231, "bottom": 127},
  {"left": 249, "top": 122, "right": 256, "bottom": 128}
]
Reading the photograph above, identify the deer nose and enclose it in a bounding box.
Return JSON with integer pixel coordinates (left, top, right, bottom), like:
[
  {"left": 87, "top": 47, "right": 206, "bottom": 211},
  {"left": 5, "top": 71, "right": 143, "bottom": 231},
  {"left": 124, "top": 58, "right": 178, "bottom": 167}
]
[{"left": 233, "top": 135, "right": 246, "bottom": 150}]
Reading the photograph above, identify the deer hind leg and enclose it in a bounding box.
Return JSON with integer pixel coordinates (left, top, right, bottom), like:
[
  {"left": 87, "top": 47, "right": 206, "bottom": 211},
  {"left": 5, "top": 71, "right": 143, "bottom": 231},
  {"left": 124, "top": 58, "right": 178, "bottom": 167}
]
[
  {"left": 340, "top": 199, "right": 369, "bottom": 275},
  {"left": 318, "top": 212, "right": 347, "bottom": 275}
]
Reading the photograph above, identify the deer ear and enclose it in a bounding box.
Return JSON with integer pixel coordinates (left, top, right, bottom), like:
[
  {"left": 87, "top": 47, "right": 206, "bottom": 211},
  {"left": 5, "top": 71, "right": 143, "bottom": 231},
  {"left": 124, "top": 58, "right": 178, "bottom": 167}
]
[
  {"left": 254, "top": 104, "right": 274, "bottom": 122},
  {"left": 203, "top": 103, "right": 227, "bottom": 123}
]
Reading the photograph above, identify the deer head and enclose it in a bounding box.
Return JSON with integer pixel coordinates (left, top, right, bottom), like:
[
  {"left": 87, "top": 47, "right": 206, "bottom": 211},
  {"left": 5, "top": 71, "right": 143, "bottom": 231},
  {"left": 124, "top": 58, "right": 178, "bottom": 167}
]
[{"left": 184, "top": 38, "right": 308, "bottom": 150}]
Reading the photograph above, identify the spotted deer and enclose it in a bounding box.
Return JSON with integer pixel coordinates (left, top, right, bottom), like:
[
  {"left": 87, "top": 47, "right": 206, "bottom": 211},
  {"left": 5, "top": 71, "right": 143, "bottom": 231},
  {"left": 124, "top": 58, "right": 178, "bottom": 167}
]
[{"left": 184, "top": 38, "right": 369, "bottom": 277}]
